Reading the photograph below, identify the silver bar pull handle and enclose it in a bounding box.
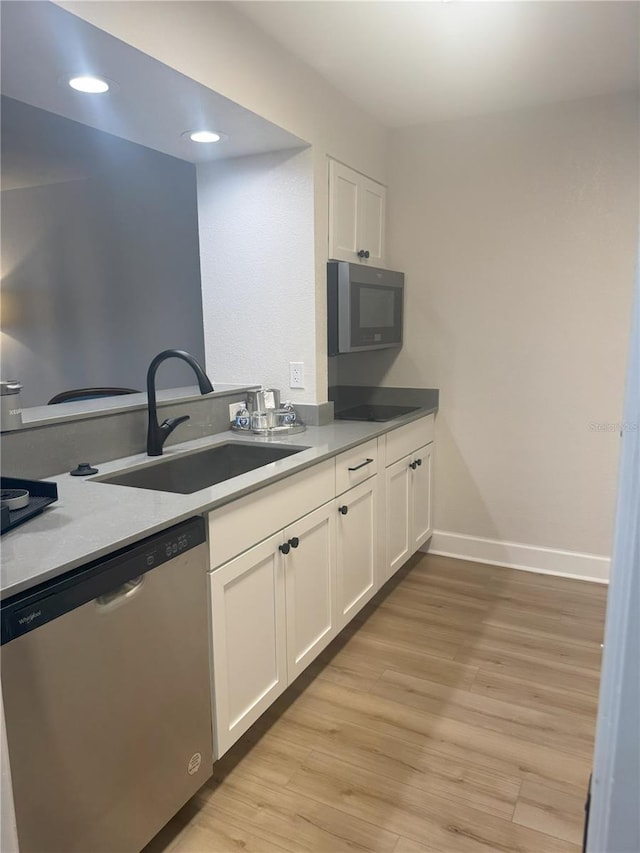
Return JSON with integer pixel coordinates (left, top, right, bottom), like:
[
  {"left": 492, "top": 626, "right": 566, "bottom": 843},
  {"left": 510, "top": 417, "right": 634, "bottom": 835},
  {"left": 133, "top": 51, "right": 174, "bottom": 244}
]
[
  {"left": 348, "top": 458, "right": 374, "bottom": 472},
  {"left": 96, "top": 576, "right": 145, "bottom": 612}
]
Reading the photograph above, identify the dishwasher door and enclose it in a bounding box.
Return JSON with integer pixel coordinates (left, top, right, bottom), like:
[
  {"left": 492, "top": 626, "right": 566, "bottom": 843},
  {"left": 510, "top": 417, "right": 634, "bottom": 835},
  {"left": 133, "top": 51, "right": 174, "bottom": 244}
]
[{"left": 1, "top": 517, "right": 213, "bottom": 853}]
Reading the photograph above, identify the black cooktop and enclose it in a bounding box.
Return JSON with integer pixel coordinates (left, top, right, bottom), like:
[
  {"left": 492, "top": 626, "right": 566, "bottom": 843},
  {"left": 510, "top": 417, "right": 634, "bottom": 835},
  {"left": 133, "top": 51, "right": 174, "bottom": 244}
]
[{"left": 335, "top": 404, "right": 420, "bottom": 422}]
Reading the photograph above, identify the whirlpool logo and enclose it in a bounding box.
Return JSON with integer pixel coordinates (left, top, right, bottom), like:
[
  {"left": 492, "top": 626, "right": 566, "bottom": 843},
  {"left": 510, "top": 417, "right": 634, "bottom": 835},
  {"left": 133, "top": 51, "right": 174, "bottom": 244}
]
[{"left": 18, "top": 609, "right": 42, "bottom": 626}]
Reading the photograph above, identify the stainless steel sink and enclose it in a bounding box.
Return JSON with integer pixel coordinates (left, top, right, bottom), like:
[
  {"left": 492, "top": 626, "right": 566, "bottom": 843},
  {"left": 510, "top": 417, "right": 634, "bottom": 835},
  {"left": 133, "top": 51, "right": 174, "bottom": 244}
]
[{"left": 97, "top": 442, "right": 308, "bottom": 495}]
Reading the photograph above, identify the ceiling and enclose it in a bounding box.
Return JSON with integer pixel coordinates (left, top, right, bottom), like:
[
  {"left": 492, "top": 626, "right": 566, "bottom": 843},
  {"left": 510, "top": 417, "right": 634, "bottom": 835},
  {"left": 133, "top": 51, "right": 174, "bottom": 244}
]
[
  {"left": 0, "top": 1, "right": 304, "bottom": 166},
  {"left": 236, "top": 1, "right": 640, "bottom": 127}
]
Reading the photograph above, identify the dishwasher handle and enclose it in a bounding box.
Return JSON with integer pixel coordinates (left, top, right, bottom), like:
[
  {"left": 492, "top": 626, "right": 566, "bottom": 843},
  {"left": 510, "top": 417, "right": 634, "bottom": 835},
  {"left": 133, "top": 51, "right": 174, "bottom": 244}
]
[
  {"left": 1, "top": 517, "right": 206, "bottom": 645},
  {"left": 96, "top": 576, "right": 145, "bottom": 612}
]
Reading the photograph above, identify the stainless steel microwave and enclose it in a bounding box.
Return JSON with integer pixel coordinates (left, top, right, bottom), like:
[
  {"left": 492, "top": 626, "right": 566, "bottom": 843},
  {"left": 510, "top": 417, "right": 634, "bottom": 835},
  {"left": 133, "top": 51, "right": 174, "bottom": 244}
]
[{"left": 327, "top": 261, "right": 404, "bottom": 356}]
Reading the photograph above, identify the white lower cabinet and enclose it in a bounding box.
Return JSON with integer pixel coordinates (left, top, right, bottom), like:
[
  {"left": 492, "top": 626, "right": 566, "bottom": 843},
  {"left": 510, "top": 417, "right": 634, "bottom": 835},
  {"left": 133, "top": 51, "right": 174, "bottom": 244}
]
[
  {"left": 383, "top": 418, "right": 434, "bottom": 583},
  {"left": 284, "top": 503, "right": 337, "bottom": 682},
  {"left": 336, "top": 477, "right": 379, "bottom": 628},
  {"left": 411, "top": 443, "right": 433, "bottom": 550},
  {"left": 209, "top": 532, "right": 287, "bottom": 758},
  {"left": 385, "top": 455, "right": 413, "bottom": 578},
  {"left": 209, "top": 416, "right": 433, "bottom": 758},
  {"left": 385, "top": 443, "right": 433, "bottom": 579},
  {"left": 209, "top": 501, "right": 337, "bottom": 757}
]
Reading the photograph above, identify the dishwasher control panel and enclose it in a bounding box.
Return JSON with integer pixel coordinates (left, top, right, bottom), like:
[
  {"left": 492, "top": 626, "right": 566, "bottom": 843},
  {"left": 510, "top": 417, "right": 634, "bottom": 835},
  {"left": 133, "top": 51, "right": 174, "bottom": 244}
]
[{"left": 1, "top": 516, "right": 206, "bottom": 644}]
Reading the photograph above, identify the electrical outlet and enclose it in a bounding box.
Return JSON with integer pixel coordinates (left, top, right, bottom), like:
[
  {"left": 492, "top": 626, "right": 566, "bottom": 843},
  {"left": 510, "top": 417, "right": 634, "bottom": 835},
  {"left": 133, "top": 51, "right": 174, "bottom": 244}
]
[
  {"left": 228, "top": 401, "right": 246, "bottom": 422},
  {"left": 289, "top": 362, "right": 304, "bottom": 389}
]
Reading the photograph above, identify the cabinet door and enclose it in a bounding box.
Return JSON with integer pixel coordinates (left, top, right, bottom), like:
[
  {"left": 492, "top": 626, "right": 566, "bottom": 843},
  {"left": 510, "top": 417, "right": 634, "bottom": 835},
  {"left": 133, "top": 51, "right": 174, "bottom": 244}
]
[
  {"left": 209, "top": 533, "right": 286, "bottom": 757},
  {"left": 329, "top": 159, "right": 359, "bottom": 262},
  {"left": 385, "top": 454, "right": 412, "bottom": 580},
  {"left": 284, "top": 504, "right": 337, "bottom": 682},
  {"left": 336, "top": 477, "right": 379, "bottom": 629},
  {"left": 411, "top": 443, "right": 433, "bottom": 551},
  {"left": 358, "top": 174, "right": 386, "bottom": 266}
]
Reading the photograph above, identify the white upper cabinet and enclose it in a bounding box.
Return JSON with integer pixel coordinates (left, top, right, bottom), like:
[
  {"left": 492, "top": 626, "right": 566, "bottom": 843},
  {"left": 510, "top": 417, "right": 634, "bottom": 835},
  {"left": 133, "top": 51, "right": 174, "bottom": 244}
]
[
  {"left": 328, "top": 159, "right": 386, "bottom": 266},
  {"left": 329, "top": 160, "right": 359, "bottom": 260},
  {"left": 359, "top": 177, "right": 385, "bottom": 264}
]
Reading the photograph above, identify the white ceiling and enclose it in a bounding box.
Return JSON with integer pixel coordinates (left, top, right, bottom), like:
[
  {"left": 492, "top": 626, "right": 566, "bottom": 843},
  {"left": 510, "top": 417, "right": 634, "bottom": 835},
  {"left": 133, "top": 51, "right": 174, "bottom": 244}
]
[
  {"left": 236, "top": 1, "right": 640, "bottom": 127},
  {"left": 1, "top": 1, "right": 305, "bottom": 165}
]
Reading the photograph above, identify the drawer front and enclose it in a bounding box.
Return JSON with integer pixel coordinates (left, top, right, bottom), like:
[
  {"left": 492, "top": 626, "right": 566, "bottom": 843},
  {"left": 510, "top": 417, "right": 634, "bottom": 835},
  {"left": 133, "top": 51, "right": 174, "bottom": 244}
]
[
  {"left": 385, "top": 414, "right": 434, "bottom": 467},
  {"left": 335, "top": 438, "right": 379, "bottom": 495},
  {"left": 209, "top": 459, "right": 335, "bottom": 568}
]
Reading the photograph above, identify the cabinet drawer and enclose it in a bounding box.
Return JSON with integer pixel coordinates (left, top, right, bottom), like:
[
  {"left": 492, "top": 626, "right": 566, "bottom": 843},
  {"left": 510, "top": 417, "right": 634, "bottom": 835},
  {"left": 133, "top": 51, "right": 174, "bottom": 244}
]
[
  {"left": 385, "top": 414, "right": 434, "bottom": 467},
  {"left": 209, "top": 459, "right": 335, "bottom": 568},
  {"left": 335, "top": 438, "right": 379, "bottom": 495}
]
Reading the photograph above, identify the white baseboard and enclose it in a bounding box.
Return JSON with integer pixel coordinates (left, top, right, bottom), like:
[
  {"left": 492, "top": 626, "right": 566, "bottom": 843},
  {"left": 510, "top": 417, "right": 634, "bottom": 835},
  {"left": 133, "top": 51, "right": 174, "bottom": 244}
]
[{"left": 426, "top": 530, "right": 610, "bottom": 583}]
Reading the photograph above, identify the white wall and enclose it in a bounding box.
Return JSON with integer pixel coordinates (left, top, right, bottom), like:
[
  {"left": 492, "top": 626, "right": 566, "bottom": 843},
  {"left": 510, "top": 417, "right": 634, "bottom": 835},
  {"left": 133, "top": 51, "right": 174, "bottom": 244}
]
[
  {"left": 197, "top": 147, "right": 316, "bottom": 403},
  {"left": 379, "top": 93, "right": 638, "bottom": 577},
  {"left": 58, "top": 0, "right": 390, "bottom": 402}
]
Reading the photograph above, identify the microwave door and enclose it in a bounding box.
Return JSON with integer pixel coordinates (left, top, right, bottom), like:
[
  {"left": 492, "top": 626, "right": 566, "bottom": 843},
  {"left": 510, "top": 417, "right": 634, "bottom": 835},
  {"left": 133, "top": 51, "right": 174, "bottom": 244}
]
[
  {"left": 358, "top": 283, "right": 397, "bottom": 339},
  {"left": 328, "top": 261, "right": 404, "bottom": 355},
  {"left": 342, "top": 281, "right": 403, "bottom": 352}
]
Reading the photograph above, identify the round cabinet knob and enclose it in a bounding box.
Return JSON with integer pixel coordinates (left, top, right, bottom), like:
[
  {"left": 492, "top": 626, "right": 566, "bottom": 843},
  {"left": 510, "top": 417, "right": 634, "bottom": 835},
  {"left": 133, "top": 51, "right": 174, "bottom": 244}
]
[
  {"left": 409, "top": 461, "right": 417, "bottom": 470},
  {"left": 416, "top": 458, "right": 422, "bottom": 467},
  {"left": 289, "top": 537, "right": 300, "bottom": 549},
  {"left": 279, "top": 542, "right": 291, "bottom": 555},
  {"left": 338, "top": 505, "right": 348, "bottom": 515},
  {"left": 357, "top": 249, "right": 370, "bottom": 259}
]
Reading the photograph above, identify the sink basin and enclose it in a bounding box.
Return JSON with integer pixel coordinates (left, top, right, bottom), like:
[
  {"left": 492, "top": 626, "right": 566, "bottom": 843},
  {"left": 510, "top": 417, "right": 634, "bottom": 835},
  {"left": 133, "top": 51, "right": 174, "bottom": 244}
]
[{"left": 97, "top": 442, "right": 308, "bottom": 495}]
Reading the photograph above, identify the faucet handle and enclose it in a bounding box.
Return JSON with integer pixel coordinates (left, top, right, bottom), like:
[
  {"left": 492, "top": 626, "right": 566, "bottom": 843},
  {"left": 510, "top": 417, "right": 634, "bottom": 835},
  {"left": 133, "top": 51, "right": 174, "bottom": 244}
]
[{"left": 161, "top": 414, "right": 190, "bottom": 435}]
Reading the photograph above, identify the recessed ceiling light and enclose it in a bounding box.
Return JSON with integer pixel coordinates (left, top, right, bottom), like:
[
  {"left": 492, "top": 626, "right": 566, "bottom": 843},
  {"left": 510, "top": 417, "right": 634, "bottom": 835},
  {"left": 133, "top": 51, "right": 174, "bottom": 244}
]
[
  {"left": 68, "top": 75, "right": 110, "bottom": 94},
  {"left": 186, "top": 130, "right": 222, "bottom": 144}
]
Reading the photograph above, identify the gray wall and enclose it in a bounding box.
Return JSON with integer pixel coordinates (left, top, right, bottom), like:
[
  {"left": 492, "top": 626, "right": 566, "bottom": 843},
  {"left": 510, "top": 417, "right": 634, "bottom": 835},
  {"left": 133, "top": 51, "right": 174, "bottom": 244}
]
[
  {"left": 1, "top": 97, "right": 205, "bottom": 407},
  {"left": 383, "top": 93, "right": 637, "bottom": 567}
]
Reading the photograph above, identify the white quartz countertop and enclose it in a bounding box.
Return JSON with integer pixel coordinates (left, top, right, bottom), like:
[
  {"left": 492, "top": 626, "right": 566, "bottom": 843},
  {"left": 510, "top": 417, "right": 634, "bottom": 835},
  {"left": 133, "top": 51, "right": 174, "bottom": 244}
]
[{"left": 1, "top": 408, "right": 435, "bottom": 599}]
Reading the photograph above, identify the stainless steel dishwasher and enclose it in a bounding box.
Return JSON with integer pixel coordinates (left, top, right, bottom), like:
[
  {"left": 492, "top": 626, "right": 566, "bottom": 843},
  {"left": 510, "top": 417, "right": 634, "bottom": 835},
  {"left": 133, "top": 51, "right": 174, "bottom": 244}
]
[{"left": 1, "top": 516, "right": 213, "bottom": 853}]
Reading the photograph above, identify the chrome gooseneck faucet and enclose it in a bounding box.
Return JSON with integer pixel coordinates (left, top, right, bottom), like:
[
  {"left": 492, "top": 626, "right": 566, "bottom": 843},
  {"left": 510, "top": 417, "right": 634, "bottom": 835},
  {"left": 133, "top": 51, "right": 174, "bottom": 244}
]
[{"left": 146, "top": 350, "right": 214, "bottom": 456}]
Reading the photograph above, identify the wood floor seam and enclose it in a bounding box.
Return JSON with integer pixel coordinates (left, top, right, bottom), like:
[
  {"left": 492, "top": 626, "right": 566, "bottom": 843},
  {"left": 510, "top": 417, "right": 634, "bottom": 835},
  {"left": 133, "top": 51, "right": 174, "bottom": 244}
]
[
  {"left": 303, "top": 740, "right": 521, "bottom": 821},
  {"left": 510, "top": 779, "right": 524, "bottom": 824}
]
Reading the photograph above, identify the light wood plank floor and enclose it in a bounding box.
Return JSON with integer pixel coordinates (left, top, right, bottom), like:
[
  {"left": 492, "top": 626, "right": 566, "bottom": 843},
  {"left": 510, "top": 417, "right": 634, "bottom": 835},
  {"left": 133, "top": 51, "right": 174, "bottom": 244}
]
[{"left": 145, "top": 554, "right": 607, "bottom": 853}]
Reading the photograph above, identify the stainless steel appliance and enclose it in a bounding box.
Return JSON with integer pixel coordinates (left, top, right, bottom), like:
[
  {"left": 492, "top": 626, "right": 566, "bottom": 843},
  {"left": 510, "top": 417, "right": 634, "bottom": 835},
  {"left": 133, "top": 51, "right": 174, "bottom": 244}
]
[
  {"left": 246, "top": 387, "right": 281, "bottom": 412},
  {"left": 1, "top": 517, "right": 212, "bottom": 853},
  {"left": 327, "top": 261, "right": 404, "bottom": 356},
  {"left": 0, "top": 380, "right": 22, "bottom": 431}
]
